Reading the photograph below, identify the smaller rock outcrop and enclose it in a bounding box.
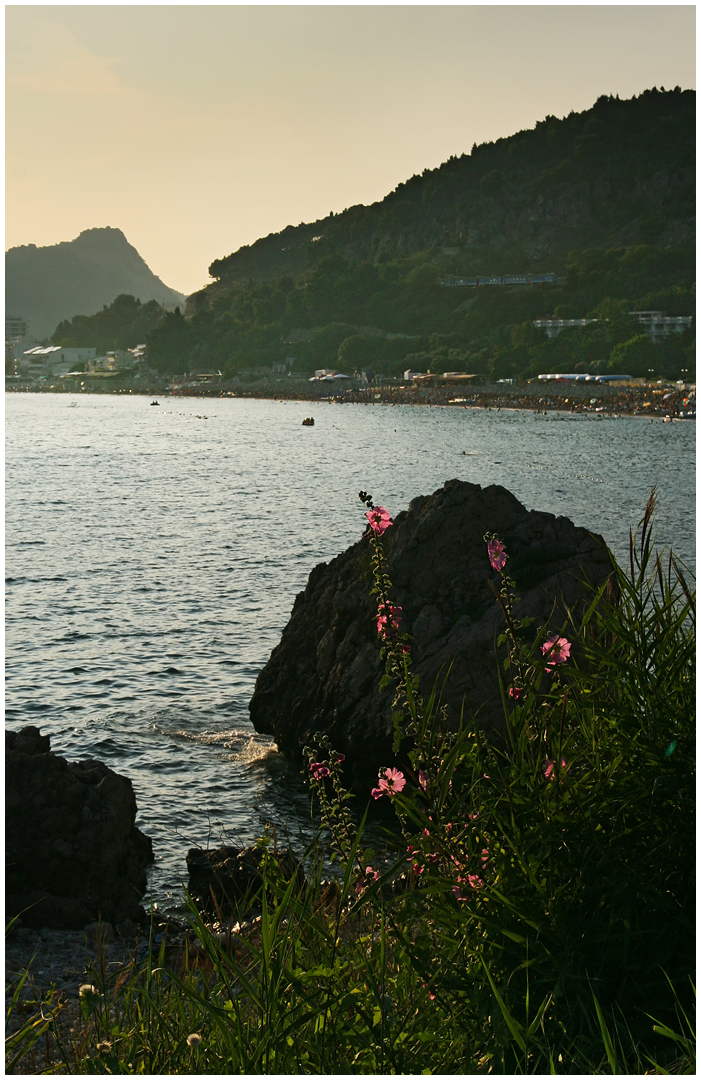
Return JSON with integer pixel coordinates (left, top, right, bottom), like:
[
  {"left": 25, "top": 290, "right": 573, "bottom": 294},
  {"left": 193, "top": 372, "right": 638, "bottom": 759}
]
[
  {"left": 186, "top": 846, "right": 298, "bottom": 918},
  {"left": 6, "top": 727, "right": 154, "bottom": 930}
]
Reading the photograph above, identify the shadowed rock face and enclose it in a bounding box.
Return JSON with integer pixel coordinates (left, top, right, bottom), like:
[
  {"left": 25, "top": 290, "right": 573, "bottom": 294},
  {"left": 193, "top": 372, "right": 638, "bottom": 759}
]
[
  {"left": 249, "top": 480, "right": 613, "bottom": 781},
  {"left": 186, "top": 846, "right": 298, "bottom": 918},
  {"left": 6, "top": 727, "right": 154, "bottom": 930}
]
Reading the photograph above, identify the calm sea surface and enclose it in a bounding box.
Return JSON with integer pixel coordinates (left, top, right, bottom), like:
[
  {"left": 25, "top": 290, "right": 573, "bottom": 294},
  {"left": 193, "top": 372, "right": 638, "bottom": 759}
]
[{"left": 5, "top": 393, "right": 695, "bottom": 912}]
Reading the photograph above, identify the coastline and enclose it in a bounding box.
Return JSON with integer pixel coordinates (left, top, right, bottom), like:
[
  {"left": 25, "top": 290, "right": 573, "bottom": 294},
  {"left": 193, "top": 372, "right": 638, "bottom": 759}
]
[{"left": 4, "top": 379, "right": 695, "bottom": 419}]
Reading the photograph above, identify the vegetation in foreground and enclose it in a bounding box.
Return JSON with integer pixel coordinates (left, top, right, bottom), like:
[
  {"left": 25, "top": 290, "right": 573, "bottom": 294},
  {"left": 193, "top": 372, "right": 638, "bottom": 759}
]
[{"left": 6, "top": 492, "right": 695, "bottom": 1074}]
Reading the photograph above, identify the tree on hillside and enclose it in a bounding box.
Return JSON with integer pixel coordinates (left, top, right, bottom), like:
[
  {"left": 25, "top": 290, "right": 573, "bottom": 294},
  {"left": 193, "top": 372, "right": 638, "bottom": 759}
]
[
  {"left": 52, "top": 294, "right": 166, "bottom": 351},
  {"left": 145, "top": 308, "right": 196, "bottom": 374}
]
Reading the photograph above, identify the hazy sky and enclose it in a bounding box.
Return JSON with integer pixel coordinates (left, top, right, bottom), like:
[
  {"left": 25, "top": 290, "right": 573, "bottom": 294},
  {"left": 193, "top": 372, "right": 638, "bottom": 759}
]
[{"left": 6, "top": 5, "right": 696, "bottom": 296}]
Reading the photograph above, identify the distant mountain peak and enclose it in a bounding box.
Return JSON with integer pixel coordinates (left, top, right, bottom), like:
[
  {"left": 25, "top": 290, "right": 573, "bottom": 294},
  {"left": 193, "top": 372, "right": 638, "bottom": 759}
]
[{"left": 6, "top": 228, "right": 185, "bottom": 340}]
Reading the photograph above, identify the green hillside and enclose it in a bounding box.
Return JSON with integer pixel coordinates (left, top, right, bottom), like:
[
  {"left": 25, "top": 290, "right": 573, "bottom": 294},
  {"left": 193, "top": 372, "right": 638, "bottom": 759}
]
[{"left": 147, "top": 88, "right": 695, "bottom": 381}]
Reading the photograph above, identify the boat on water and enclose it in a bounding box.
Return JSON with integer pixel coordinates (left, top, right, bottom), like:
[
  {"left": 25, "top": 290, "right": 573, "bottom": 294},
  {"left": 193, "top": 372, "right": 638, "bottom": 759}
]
[
  {"left": 302, "top": 417, "right": 315, "bottom": 426},
  {"left": 150, "top": 401, "right": 160, "bottom": 406}
]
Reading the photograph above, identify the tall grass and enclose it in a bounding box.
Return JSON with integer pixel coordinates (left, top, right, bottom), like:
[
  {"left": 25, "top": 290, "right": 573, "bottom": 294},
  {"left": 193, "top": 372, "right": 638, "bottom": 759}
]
[{"left": 6, "top": 492, "right": 694, "bottom": 1074}]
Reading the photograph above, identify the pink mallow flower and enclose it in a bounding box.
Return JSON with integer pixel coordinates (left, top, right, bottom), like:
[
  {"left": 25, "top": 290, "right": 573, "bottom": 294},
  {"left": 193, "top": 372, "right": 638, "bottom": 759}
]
[
  {"left": 376, "top": 602, "right": 402, "bottom": 638},
  {"left": 371, "top": 766, "right": 406, "bottom": 799},
  {"left": 541, "top": 635, "right": 572, "bottom": 671},
  {"left": 487, "top": 538, "right": 507, "bottom": 572},
  {"left": 310, "top": 762, "right": 330, "bottom": 779},
  {"left": 354, "top": 865, "right": 379, "bottom": 895},
  {"left": 366, "top": 507, "right": 393, "bottom": 535},
  {"left": 544, "top": 757, "right": 569, "bottom": 781},
  {"left": 508, "top": 687, "right": 524, "bottom": 701}
]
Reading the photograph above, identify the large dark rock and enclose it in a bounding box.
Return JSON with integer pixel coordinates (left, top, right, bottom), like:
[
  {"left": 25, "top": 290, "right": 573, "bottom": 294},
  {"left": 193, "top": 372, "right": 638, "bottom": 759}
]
[
  {"left": 249, "top": 480, "right": 614, "bottom": 778},
  {"left": 6, "top": 726, "right": 154, "bottom": 929}
]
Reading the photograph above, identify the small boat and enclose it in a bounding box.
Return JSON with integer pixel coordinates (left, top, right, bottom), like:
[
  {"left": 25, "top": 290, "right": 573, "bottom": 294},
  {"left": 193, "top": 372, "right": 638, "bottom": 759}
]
[
  {"left": 302, "top": 417, "right": 315, "bottom": 426},
  {"left": 150, "top": 400, "right": 160, "bottom": 406}
]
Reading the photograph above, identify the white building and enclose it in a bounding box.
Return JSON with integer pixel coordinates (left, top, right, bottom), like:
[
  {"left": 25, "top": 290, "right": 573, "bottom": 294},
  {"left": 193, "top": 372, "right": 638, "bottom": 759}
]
[
  {"left": 21, "top": 345, "right": 96, "bottom": 375},
  {"left": 629, "top": 312, "right": 693, "bottom": 341},
  {"left": 533, "top": 318, "right": 598, "bottom": 338}
]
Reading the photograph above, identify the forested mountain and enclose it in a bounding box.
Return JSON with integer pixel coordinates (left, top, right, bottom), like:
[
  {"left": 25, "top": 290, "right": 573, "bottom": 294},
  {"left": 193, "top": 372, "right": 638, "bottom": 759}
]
[
  {"left": 148, "top": 88, "right": 694, "bottom": 380},
  {"left": 6, "top": 227, "right": 185, "bottom": 340}
]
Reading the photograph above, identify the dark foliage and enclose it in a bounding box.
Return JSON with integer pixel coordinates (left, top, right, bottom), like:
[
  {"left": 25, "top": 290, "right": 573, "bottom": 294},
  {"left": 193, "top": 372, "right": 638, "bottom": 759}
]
[{"left": 52, "top": 294, "right": 167, "bottom": 353}]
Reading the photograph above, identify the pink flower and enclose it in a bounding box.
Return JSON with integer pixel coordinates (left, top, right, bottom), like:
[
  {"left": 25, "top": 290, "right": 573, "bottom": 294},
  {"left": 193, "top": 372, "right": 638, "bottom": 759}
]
[
  {"left": 412, "top": 863, "right": 425, "bottom": 875},
  {"left": 423, "top": 983, "right": 436, "bottom": 1001},
  {"left": 541, "top": 635, "right": 571, "bottom": 671},
  {"left": 310, "top": 762, "right": 330, "bottom": 779},
  {"left": 376, "top": 602, "right": 402, "bottom": 637},
  {"left": 423, "top": 827, "right": 430, "bottom": 837},
  {"left": 452, "top": 885, "right": 467, "bottom": 902},
  {"left": 374, "top": 766, "right": 406, "bottom": 797},
  {"left": 481, "top": 848, "right": 489, "bottom": 867},
  {"left": 402, "top": 644, "right": 411, "bottom": 655},
  {"left": 487, "top": 538, "right": 507, "bottom": 572},
  {"left": 544, "top": 757, "right": 569, "bottom": 781},
  {"left": 508, "top": 687, "right": 524, "bottom": 700},
  {"left": 354, "top": 865, "right": 379, "bottom": 896},
  {"left": 335, "top": 752, "right": 346, "bottom": 763},
  {"left": 418, "top": 769, "right": 428, "bottom": 791},
  {"left": 366, "top": 507, "right": 392, "bottom": 535},
  {"left": 467, "top": 874, "right": 483, "bottom": 889}
]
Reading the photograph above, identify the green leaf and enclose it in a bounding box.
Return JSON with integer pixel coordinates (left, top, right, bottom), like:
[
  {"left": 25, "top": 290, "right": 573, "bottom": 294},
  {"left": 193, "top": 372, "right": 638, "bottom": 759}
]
[{"left": 480, "top": 957, "right": 527, "bottom": 1053}]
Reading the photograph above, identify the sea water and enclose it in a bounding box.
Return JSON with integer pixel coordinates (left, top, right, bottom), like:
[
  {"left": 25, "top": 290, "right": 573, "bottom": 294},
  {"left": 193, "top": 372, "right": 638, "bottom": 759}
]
[{"left": 5, "top": 392, "right": 695, "bottom": 911}]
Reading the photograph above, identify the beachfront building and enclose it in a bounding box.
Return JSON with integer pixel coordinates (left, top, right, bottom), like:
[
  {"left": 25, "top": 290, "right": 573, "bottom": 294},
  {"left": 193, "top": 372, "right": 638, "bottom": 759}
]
[
  {"left": 5, "top": 316, "right": 28, "bottom": 344},
  {"left": 21, "top": 345, "right": 97, "bottom": 376},
  {"left": 537, "top": 373, "right": 636, "bottom": 386}
]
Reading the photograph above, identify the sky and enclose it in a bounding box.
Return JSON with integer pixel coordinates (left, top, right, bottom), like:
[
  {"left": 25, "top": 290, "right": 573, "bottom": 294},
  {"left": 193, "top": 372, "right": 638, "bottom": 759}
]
[{"left": 5, "top": 5, "right": 696, "bottom": 297}]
